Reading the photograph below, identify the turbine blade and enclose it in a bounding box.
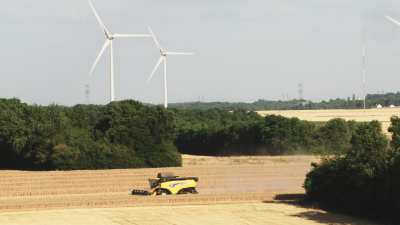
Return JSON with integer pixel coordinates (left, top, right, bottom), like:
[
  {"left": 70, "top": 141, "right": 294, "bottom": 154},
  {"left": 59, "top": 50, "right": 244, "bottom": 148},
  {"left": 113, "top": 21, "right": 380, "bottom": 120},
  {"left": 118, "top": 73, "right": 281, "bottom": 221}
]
[
  {"left": 386, "top": 15, "right": 400, "bottom": 27},
  {"left": 88, "top": 0, "right": 110, "bottom": 34},
  {"left": 147, "top": 57, "right": 164, "bottom": 83},
  {"left": 166, "top": 52, "right": 195, "bottom": 56},
  {"left": 90, "top": 40, "right": 111, "bottom": 75},
  {"left": 147, "top": 26, "right": 162, "bottom": 50},
  {"left": 113, "top": 33, "right": 151, "bottom": 38}
]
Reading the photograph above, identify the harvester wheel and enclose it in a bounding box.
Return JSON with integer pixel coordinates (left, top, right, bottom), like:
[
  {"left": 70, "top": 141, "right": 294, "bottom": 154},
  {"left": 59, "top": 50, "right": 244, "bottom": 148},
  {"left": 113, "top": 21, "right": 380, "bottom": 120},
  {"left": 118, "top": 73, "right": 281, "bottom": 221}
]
[
  {"left": 178, "top": 188, "right": 198, "bottom": 194},
  {"left": 177, "top": 189, "right": 189, "bottom": 194},
  {"left": 156, "top": 189, "right": 169, "bottom": 196},
  {"left": 189, "top": 188, "right": 198, "bottom": 194}
]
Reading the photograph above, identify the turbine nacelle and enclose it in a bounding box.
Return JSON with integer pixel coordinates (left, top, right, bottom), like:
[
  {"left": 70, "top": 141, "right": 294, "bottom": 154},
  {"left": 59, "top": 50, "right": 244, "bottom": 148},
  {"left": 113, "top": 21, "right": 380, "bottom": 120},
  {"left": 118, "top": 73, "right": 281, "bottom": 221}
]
[{"left": 104, "top": 31, "right": 114, "bottom": 40}]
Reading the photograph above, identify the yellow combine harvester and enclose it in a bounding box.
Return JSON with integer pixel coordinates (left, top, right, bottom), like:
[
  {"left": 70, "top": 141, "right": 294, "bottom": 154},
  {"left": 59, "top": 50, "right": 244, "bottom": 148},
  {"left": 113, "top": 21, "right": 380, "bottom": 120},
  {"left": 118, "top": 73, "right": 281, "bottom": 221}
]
[{"left": 131, "top": 172, "right": 199, "bottom": 196}]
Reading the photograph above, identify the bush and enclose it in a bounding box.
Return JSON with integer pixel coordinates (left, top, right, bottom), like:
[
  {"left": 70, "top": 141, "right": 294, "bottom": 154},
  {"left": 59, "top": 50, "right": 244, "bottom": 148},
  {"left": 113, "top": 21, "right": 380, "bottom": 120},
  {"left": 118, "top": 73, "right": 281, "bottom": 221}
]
[
  {"left": 389, "top": 116, "right": 400, "bottom": 150},
  {"left": 314, "top": 118, "right": 352, "bottom": 154},
  {"left": 261, "top": 115, "right": 317, "bottom": 154},
  {"left": 304, "top": 120, "right": 400, "bottom": 222}
]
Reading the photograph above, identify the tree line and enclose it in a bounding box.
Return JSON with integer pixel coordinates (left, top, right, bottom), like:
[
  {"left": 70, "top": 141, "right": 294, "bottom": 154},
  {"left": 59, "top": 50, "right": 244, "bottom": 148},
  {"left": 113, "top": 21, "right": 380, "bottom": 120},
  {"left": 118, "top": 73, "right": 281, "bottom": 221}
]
[
  {"left": 173, "top": 108, "right": 357, "bottom": 156},
  {"left": 169, "top": 92, "right": 400, "bottom": 110},
  {"left": 0, "top": 98, "right": 386, "bottom": 171}
]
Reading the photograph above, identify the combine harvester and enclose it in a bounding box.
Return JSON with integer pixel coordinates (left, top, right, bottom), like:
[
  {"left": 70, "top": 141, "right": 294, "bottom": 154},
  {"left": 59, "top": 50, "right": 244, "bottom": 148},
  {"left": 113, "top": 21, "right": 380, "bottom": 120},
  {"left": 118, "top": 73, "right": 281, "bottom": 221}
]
[{"left": 132, "top": 173, "right": 199, "bottom": 196}]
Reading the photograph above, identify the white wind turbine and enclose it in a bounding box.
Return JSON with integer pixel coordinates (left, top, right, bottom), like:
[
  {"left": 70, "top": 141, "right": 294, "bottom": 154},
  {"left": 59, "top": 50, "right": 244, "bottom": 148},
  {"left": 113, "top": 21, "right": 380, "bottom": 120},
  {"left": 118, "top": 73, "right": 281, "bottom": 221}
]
[
  {"left": 147, "top": 26, "right": 194, "bottom": 108},
  {"left": 88, "top": 0, "right": 150, "bottom": 102}
]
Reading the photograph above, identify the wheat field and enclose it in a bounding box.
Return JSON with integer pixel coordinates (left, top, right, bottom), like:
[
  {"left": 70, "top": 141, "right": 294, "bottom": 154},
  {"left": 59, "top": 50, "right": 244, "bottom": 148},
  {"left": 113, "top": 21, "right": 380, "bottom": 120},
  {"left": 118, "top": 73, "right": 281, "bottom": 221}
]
[{"left": 258, "top": 107, "right": 400, "bottom": 135}]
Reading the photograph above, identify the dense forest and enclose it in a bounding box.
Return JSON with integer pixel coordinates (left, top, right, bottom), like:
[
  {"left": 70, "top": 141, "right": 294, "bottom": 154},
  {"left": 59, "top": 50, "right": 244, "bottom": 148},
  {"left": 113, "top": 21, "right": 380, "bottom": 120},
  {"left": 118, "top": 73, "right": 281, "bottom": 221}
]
[
  {"left": 0, "top": 99, "right": 181, "bottom": 170},
  {"left": 305, "top": 117, "right": 400, "bottom": 224},
  {"left": 169, "top": 92, "right": 400, "bottom": 110}
]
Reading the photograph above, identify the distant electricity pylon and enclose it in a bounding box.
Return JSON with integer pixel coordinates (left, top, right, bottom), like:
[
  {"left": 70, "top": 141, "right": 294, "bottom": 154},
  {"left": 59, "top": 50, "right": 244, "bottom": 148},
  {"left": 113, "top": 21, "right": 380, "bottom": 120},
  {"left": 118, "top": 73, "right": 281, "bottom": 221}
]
[
  {"left": 85, "top": 84, "right": 90, "bottom": 104},
  {"left": 298, "top": 83, "right": 303, "bottom": 100}
]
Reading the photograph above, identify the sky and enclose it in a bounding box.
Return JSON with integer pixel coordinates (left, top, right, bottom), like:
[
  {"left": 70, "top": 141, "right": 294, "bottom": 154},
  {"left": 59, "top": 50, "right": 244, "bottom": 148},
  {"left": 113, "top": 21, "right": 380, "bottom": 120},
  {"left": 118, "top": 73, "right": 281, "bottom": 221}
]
[{"left": 1, "top": 0, "right": 400, "bottom": 105}]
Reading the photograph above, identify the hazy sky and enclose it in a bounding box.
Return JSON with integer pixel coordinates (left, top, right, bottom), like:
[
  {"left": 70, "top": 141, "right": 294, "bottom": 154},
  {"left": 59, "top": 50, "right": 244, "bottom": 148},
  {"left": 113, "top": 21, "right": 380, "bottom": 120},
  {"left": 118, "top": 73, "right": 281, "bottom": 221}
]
[{"left": 1, "top": 0, "right": 400, "bottom": 105}]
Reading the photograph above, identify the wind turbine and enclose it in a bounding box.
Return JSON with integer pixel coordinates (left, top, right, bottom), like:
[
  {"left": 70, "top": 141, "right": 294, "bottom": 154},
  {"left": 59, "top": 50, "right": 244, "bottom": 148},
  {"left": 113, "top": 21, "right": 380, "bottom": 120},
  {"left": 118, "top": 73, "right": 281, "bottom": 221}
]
[
  {"left": 88, "top": 0, "right": 150, "bottom": 102},
  {"left": 147, "top": 26, "right": 194, "bottom": 108}
]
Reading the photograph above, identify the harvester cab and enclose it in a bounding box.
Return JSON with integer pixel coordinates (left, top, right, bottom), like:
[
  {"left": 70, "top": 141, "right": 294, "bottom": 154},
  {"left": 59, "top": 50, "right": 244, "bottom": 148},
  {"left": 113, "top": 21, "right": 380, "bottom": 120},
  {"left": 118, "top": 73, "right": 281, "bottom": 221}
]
[{"left": 132, "top": 172, "right": 199, "bottom": 196}]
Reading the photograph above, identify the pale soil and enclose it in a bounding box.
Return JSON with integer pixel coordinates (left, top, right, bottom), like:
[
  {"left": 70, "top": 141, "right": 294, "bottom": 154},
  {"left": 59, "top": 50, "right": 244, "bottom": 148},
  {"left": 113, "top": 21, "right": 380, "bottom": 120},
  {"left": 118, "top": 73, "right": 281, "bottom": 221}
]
[
  {"left": 258, "top": 107, "right": 400, "bottom": 135},
  {"left": 0, "top": 155, "right": 379, "bottom": 224},
  {"left": 0, "top": 203, "right": 377, "bottom": 225}
]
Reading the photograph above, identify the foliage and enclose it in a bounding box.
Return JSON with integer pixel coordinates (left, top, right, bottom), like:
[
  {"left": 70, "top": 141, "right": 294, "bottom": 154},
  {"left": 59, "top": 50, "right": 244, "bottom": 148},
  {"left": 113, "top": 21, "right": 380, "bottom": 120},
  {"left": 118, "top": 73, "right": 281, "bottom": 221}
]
[
  {"left": 367, "top": 92, "right": 400, "bottom": 107},
  {"left": 0, "top": 99, "right": 181, "bottom": 170},
  {"left": 174, "top": 109, "right": 356, "bottom": 156},
  {"left": 169, "top": 99, "right": 362, "bottom": 111},
  {"left": 261, "top": 115, "right": 316, "bottom": 154},
  {"left": 304, "top": 119, "right": 400, "bottom": 223},
  {"left": 0, "top": 97, "right": 368, "bottom": 170},
  {"left": 314, "top": 118, "right": 352, "bottom": 154},
  {"left": 169, "top": 92, "right": 400, "bottom": 110},
  {"left": 389, "top": 116, "right": 400, "bottom": 150},
  {"left": 173, "top": 109, "right": 263, "bottom": 155}
]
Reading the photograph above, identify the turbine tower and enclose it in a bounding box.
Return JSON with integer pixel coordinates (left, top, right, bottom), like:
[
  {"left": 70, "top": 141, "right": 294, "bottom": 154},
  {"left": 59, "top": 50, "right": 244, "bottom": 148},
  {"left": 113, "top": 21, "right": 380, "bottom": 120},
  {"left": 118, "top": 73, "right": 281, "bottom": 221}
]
[
  {"left": 85, "top": 84, "right": 90, "bottom": 104},
  {"left": 88, "top": 0, "right": 150, "bottom": 102},
  {"left": 147, "top": 26, "right": 194, "bottom": 108},
  {"left": 362, "top": 29, "right": 367, "bottom": 110}
]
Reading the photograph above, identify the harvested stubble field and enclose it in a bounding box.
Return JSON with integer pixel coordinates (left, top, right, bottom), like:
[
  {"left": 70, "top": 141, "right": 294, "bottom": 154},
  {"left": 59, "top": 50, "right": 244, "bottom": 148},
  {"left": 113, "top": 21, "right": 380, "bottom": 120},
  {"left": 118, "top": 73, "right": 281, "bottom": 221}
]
[
  {"left": 0, "top": 155, "right": 379, "bottom": 224},
  {"left": 258, "top": 107, "right": 400, "bottom": 135},
  {"left": 0, "top": 155, "right": 313, "bottom": 212},
  {"left": 0, "top": 203, "right": 378, "bottom": 225}
]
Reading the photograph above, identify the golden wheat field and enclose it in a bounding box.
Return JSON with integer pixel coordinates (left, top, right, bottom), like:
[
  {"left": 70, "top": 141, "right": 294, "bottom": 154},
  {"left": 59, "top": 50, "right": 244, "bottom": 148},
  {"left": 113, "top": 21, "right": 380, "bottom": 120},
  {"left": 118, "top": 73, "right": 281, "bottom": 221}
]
[
  {"left": 0, "top": 155, "right": 379, "bottom": 225},
  {"left": 258, "top": 107, "right": 400, "bottom": 135}
]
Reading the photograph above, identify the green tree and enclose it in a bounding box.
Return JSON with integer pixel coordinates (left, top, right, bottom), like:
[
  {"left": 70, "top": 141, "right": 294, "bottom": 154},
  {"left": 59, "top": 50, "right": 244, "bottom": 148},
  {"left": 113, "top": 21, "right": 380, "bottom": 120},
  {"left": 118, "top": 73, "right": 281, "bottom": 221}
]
[
  {"left": 388, "top": 116, "right": 400, "bottom": 150},
  {"left": 316, "top": 118, "right": 352, "bottom": 154}
]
